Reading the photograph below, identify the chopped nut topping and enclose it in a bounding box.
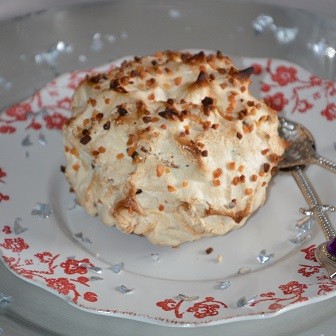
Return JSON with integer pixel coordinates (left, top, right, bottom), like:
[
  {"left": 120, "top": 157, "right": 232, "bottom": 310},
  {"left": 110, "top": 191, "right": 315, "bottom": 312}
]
[
  {"left": 72, "top": 163, "right": 80, "bottom": 171},
  {"left": 167, "top": 185, "right": 177, "bottom": 192},
  {"left": 156, "top": 164, "right": 164, "bottom": 177},
  {"left": 201, "top": 150, "right": 208, "bottom": 157},
  {"left": 158, "top": 107, "right": 179, "bottom": 120},
  {"left": 103, "top": 121, "right": 111, "bottom": 130},
  {"left": 117, "top": 105, "right": 128, "bottom": 116},
  {"left": 127, "top": 146, "right": 137, "bottom": 157},
  {"left": 201, "top": 96, "right": 214, "bottom": 116},
  {"left": 271, "top": 166, "right": 278, "bottom": 176},
  {"left": 263, "top": 163, "right": 271, "bottom": 173},
  {"left": 227, "top": 162, "right": 236, "bottom": 170},
  {"left": 213, "top": 168, "right": 223, "bottom": 178},
  {"left": 98, "top": 146, "right": 106, "bottom": 153},
  {"left": 205, "top": 247, "right": 214, "bottom": 254},
  {"left": 147, "top": 93, "right": 155, "bottom": 100},
  {"left": 89, "top": 98, "right": 97, "bottom": 107},
  {"left": 245, "top": 188, "right": 253, "bottom": 195},
  {"left": 80, "top": 134, "right": 92, "bottom": 145},
  {"left": 110, "top": 78, "right": 128, "bottom": 93},
  {"left": 202, "top": 121, "right": 212, "bottom": 130},
  {"left": 142, "top": 116, "right": 152, "bottom": 123},
  {"left": 174, "top": 76, "right": 182, "bottom": 85},
  {"left": 70, "top": 148, "right": 79, "bottom": 156},
  {"left": 182, "top": 180, "right": 189, "bottom": 188}
]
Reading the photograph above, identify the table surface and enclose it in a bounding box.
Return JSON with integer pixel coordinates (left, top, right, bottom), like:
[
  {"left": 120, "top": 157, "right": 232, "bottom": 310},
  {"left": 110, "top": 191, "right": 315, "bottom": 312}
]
[
  {"left": 0, "top": 0, "right": 336, "bottom": 20},
  {"left": 0, "top": 1, "right": 336, "bottom": 335}
]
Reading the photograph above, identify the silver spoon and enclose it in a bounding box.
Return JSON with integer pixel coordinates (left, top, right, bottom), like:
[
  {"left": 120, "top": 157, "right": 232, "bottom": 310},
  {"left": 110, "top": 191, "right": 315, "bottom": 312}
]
[
  {"left": 278, "top": 118, "right": 336, "bottom": 278},
  {"left": 278, "top": 117, "right": 336, "bottom": 173}
]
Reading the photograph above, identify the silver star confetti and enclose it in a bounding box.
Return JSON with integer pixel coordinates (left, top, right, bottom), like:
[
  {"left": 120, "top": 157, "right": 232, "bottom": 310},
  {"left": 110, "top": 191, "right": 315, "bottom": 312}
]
[
  {"left": 90, "top": 266, "right": 102, "bottom": 274},
  {"left": 174, "top": 294, "right": 199, "bottom": 301},
  {"left": 289, "top": 211, "right": 315, "bottom": 245},
  {"left": 257, "top": 250, "right": 274, "bottom": 264},
  {"left": 91, "top": 33, "right": 103, "bottom": 52},
  {"left": 308, "top": 39, "right": 336, "bottom": 59},
  {"left": 216, "top": 281, "right": 232, "bottom": 290},
  {"left": 117, "top": 285, "right": 133, "bottom": 294},
  {"left": 78, "top": 262, "right": 102, "bottom": 274},
  {"left": 169, "top": 8, "right": 181, "bottom": 19},
  {"left": 237, "top": 267, "right": 251, "bottom": 275},
  {"left": 289, "top": 234, "right": 312, "bottom": 245},
  {"left": 110, "top": 262, "right": 124, "bottom": 274},
  {"left": 0, "top": 76, "right": 12, "bottom": 91},
  {"left": 13, "top": 217, "right": 27, "bottom": 235},
  {"left": 236, "top": 295, "right": 257, "bottom": 307},
  {"left": 296, "top": 215, "right": 313, "bottom": 232},
  {"left": 252, "top": 14, "right": 297, "bottom": 43},
  {"left": 31, "top": 203, "right": 52, "bottom": 218},
  {"left": 21, "top": 134, "right": 33, "bottom": 147},
  {"left": 38, "top": 133, "right": 47, "bottom": 146},
  {"left": 35, "top": 41, "right": 73, "bottom": 68},
  {"left": 120, "top": 31, "right": 128, "bottom": 40},
  {"left": 78, "top": 55, "right": 88, "bottom": 63},
  {"left": 74, "top": 232, "right": 92, "bottom": 244},
  {"left": 150, "top": 253, "right": 161, "bottom": 262},
  {"left": 105, "top": 34, "right": 116, "bottom": 43},
  {"left": 0, "top": 293, "right": 13, "bottom": 305}
]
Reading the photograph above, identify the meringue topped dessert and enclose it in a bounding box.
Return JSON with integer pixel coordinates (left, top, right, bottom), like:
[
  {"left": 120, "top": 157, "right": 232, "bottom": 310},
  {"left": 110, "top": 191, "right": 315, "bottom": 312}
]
[{"left": 62, "top": 50, "right": 286, "bottom": 246}]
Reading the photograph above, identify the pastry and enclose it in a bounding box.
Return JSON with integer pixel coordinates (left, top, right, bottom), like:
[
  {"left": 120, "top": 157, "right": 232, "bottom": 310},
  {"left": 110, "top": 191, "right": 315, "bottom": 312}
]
[{"left": 63, "top": 50, "right": 286, "bottom": 246}]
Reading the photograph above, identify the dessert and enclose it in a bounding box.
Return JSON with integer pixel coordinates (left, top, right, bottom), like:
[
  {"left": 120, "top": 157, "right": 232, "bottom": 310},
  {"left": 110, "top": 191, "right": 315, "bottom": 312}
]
[{"left": 62, "top": 50, "right": 286, "bottom": 246}]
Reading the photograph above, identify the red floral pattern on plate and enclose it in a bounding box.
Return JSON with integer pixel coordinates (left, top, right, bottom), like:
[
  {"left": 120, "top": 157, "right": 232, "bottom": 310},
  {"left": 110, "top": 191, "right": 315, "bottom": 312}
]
[
  {"left": 0, "top": 167, "right": 9, "bottom": 202},
  {"left": 0, "top": 233, "right": 98, "bottom": 303},
  {"left": 253, "top": 59, "right": 336, "bottom": 119},
  {"left": 157, "top": 296, "right": 228, "bottom": 319}
]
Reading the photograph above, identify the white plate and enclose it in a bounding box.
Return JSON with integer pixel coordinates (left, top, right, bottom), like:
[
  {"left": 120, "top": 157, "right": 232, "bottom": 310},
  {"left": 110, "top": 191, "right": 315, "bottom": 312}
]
[{"left": 1, "top": 54, "right": 336, "bottom": 327}]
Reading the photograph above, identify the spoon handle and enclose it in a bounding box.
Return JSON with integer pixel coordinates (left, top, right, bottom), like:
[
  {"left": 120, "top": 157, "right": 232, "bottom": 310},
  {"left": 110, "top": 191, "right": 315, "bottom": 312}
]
[
  {"left": 314, "top": 155, "right": 336, "bottom": 174},
  {"left": 291, "top": 166, "right": 336, "bottom": 240}
]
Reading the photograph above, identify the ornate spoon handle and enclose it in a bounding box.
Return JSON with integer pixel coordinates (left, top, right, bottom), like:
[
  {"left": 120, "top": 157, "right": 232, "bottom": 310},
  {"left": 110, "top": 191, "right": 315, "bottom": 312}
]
[
  {"left": 291, "top": 166, "right": 336, "bottom": 278},
  {"left": 314, "top": 155, "right": 336, "bottom": 174},
  {"left": 291, "top": 166, "right": 336, "bottom": 240}
]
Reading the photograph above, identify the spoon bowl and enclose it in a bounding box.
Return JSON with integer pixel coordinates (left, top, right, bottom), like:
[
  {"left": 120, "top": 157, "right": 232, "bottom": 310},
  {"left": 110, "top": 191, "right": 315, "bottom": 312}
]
[{"left": 278, "top": 117, "right": 336, "bottom": 173}]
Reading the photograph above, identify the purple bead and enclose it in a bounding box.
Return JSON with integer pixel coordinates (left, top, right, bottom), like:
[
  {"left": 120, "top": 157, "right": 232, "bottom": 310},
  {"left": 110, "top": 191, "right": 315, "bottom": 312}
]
[{"left": 326, "top": 238, "right": 336, "bottom": 256}]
